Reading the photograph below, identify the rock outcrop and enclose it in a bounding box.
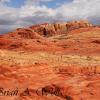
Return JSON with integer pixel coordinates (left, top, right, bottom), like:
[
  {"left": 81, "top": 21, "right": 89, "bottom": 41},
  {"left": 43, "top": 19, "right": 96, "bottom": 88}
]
[
  {"left": 1, "top": 20, "right": 93, "bottom": 39},
  {"left": 30, "top": 20, "right": 93, "bottom": 37},
  {"left": 7, "top": 28, "right": 43, "bottom": 39}
]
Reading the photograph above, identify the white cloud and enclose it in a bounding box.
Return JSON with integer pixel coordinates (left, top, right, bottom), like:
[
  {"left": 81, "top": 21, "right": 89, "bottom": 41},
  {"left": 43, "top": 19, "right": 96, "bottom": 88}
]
[
  {"left": 55, "top": 0, "right": 100, "bottom": 20},
  {"left": 0, "top": 0, "right": 100, "bottom": 33},
  {"left": 0, "top": 0, "right": 11, "bottom": 3}
]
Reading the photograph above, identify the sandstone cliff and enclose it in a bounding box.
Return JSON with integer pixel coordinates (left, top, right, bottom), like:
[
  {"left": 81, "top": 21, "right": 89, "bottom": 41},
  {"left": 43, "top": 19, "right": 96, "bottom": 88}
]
[{"left": 30, "top": 20, "right": 93, "bottom": 36}]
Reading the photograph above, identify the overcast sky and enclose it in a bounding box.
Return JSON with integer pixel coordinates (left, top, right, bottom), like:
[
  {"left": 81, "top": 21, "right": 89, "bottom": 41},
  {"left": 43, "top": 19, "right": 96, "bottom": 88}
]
[{"left": 0, "top": 0, "right": 100, "bottom": 34}]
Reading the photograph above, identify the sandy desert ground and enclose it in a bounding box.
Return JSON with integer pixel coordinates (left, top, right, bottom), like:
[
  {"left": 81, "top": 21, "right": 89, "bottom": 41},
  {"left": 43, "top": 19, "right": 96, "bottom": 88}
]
[{"left": 0, "top": 20, "right": 100, "bottom": 100}]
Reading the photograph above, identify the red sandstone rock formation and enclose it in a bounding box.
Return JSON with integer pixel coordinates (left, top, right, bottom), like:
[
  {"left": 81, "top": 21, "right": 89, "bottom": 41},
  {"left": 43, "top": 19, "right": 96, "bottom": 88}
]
[
  {"left": 6, "top": 28, "right": 43, "bottom": 39},
  {"left": 30, "top": 20, "right": 93, "bottom": 36}
]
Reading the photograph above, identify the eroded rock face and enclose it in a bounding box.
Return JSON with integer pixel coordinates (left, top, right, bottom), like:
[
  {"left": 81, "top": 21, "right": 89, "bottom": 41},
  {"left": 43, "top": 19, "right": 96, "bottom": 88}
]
[
  {"left": 0, "top": 20, "right": 93, "bottom": 40},
  {"left": 8, "top": 28, "right": 43, "bottom": 39},
  {"left": 30, "top": 20, "right": 93, "bottom": 36}
]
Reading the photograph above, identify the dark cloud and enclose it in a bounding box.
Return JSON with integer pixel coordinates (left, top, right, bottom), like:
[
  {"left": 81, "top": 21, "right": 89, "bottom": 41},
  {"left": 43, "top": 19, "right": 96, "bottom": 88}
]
[
  {"left": 88, "top": 16, "right": 100, "bottom": 25},
  {"left": 0, "top": 17, "right": 16, "bottom": 25}
]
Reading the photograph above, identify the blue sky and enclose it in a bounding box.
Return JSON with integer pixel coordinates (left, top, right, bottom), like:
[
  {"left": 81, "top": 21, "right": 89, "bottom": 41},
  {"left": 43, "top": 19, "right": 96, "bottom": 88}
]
[
  {"left": 0, "top": 0, "right": 100, "bottom": 33},
  {"left": 7, "top": 0, "right": 25, "bottom": 8},
  {"left": 41, "top": 0, "right": 73, "bottom": 8},
  {"left": 6, "top": 0, "right": 73, "bottom": 8}
]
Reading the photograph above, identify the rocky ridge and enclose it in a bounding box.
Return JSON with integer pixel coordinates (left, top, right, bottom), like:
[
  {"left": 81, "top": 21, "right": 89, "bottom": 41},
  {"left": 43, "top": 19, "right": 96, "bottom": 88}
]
[{"left": 30, "top": 20, "right": 93, "bottom": 37}]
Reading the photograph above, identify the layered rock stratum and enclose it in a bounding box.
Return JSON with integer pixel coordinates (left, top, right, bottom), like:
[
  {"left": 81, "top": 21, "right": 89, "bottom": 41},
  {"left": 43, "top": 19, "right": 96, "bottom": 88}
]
[{"left": 0, "top": 20, "right": 100, "bottom": 100}]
